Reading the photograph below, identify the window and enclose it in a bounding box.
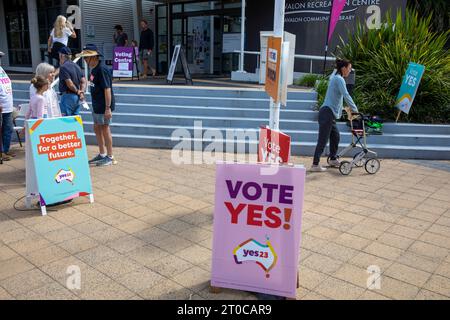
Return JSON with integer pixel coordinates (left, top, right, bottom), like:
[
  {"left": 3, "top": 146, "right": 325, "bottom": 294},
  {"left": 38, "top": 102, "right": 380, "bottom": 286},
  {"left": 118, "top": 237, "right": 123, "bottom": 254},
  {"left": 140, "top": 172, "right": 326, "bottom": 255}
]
[
  {"left": 4, "top": 0, "right": 31, "bottom": 67},
  {"left": 156, "top": 5, "right": 168, "bottom": 74}
]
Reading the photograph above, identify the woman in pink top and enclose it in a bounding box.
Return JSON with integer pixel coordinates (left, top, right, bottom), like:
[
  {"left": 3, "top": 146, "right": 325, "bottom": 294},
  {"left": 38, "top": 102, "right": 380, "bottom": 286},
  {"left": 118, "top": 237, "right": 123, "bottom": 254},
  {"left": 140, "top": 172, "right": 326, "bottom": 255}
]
[{"left": 26, "top": 76, "right": 49, "bottom": 119}]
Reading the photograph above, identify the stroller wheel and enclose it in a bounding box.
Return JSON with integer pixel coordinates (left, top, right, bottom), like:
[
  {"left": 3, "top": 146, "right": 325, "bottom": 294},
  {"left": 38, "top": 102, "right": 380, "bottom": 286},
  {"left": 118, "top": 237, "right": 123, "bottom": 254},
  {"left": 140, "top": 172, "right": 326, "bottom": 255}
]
[
  {"left": 353, "top": 153, "right": 365, "bottom": 167},
  {"left": 339, "top": 161, "right": 353, "bottom": 176},
  {"left": 365, "top": 158, "right": 380, "bottom": 174},
  {"left": 327, "top": 156, "right": 339, "bottom": 166}
]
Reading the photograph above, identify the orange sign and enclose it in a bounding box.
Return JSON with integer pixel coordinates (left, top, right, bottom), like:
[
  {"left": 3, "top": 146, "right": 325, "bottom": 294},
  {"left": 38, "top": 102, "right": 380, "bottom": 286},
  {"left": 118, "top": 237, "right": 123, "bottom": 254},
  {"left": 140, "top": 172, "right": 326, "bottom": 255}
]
[
  {"left": 265, "top": 36, "right": 282, "bottom": 102},
  {"left": 37, "top": 131, "right": 82, "bottom": 161}
]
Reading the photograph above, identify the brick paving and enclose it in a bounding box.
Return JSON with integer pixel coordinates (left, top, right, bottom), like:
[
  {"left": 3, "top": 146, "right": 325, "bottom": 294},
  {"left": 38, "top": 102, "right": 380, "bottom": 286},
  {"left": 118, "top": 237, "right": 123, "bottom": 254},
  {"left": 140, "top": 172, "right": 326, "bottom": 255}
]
[{"left": 1, "top": 144, "right": 450, "bottom": 300}]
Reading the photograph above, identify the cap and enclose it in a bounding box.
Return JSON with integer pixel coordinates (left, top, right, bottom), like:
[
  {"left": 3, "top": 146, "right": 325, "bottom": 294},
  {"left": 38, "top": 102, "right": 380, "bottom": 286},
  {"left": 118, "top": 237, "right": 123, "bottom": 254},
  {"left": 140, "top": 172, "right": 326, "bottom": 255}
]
[
  {"left": 58, "top": 46, "right": 72, "bottom": 55},
  {"left": 77, "top": 44, "right": 103, "bottom": 58},
  {"left": 0, "top": 51, "right": 4, "bottom": 57}
]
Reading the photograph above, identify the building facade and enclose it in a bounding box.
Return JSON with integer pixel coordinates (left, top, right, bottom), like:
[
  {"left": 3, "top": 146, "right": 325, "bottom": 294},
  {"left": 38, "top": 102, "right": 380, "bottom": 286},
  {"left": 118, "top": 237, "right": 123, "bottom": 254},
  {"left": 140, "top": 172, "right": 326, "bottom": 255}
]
[
  {"left": 0, "top": 0, "right": 156, "bottom": 72},
  {"left": 0, "top": 0, "right": 406, "bottom": 74}
]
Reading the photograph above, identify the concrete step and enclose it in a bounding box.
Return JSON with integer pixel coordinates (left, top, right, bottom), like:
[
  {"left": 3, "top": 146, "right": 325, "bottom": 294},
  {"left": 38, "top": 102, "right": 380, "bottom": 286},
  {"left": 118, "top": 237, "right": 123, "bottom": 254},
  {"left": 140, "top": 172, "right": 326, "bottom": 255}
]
[
  {"left": 12, "top": 91, "right": 317, "bottom": 110},
  {"left": 83, "top": 132, "right": 450, "bottom": 160},
  {"left": 11, "top": 82, "right": 317, "bottom": 100},
  {"left": 76, "top": 121, "right": 450, "bottom": 148},
  {"left": 11, "top": 80, "right": 450, "bottom": 160},
  {"left": 15, "top": 115, "right": 450, "bottom": 148},
  {"left": 110, "top": 86, "right": 318, "bottom": 100},
  {"left": 12, "top": 93, "right": 450, "bottom": 135},
  {"left": 15, "top": 108, "right": 450, "bottom": 137}
]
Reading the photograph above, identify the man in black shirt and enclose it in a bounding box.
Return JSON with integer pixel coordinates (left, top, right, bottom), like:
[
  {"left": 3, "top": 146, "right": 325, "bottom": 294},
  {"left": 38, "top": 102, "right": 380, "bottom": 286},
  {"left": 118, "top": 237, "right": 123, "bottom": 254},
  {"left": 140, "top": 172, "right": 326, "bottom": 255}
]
[
  {"left": 113, "top": 25, "right": 128, "bottom": 47},
  {"left": 79, "top": 44, "right": 115, "bottom": 167},
  {"left": 139, "top": 20, "right": 156, "bottom": 78}
]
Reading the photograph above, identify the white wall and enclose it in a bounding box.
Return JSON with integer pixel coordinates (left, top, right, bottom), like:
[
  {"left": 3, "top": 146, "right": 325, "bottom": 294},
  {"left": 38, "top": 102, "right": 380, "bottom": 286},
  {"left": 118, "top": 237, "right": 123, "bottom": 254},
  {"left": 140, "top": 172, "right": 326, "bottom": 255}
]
[{"left": 81, "top": 0, "right": 135, "bottom": 60}]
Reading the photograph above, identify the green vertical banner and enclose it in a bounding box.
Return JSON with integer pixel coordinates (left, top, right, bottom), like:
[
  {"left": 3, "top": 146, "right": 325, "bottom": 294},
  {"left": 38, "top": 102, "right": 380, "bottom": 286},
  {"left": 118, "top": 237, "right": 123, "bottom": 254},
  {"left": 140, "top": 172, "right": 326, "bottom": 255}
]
[{"left": 395, "top": 62, "right": 425, "bottom": 115}]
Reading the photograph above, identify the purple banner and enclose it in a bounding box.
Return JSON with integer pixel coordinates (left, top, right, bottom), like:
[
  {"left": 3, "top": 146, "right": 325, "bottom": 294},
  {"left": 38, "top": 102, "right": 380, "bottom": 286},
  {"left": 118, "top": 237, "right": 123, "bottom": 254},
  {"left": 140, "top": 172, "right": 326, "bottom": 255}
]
[{"left": 113, "top": 47, "right": 134, "bottom": 78}]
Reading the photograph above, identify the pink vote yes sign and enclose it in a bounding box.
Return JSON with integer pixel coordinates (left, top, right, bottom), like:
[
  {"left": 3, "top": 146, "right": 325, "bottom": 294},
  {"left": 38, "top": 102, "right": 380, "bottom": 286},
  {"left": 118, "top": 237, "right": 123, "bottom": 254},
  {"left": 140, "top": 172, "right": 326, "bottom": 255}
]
[{"left": 211, "top": 162, "right": 306, "bottom": 298}]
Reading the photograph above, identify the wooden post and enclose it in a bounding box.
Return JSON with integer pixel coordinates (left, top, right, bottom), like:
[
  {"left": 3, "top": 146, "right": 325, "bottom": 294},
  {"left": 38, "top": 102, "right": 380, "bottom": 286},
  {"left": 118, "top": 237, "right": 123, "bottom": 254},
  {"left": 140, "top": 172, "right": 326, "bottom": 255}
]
[
  {"left": 395, "top": 110, "right": 402, "bottom": 123},
  {"left": 209, "top": 285, "right": 222, "bottom": 294}
]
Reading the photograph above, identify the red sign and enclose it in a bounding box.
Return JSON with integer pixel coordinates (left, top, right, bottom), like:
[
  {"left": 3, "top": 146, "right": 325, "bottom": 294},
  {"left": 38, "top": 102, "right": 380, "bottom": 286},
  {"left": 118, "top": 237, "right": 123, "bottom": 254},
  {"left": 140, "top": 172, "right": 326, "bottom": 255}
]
[{"left": 258, "top": 127, "right": 291, "bottom": 164}]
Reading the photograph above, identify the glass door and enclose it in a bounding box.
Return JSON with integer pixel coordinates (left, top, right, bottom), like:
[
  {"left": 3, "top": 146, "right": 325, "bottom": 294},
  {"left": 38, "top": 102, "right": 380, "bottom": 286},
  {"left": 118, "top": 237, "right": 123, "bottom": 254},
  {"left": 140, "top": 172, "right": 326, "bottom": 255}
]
[
  {"left": 222, "top": 14, "right": 241, "bottom": 74},
  {"left": 4, "top": 0, "right": 31, "bottom": 67},
  {"left": 156, "top": 5, "right": 168, "bottom": 74},
  {"left": 186, "top": 15, "right": 211, "bottom": 74}
]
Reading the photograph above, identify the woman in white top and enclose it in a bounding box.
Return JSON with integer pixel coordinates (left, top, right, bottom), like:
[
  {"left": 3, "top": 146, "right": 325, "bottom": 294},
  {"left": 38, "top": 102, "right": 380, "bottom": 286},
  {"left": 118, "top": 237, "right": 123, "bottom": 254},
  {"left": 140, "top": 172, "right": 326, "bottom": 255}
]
[
  {"left": 29, "top": 63, "right": 62, "bottom": 118},
  {"left": 47, "top": 15, "right": 76, "bottom": 68}
]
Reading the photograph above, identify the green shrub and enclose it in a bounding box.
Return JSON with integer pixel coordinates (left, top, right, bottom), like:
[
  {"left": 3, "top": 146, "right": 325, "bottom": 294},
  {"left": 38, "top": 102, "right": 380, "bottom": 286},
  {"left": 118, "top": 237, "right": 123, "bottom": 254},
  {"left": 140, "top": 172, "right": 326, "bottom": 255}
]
[
  {"left": 336, "top": 9, "right": 450, "bottom": 123},
  {"left": 295, "top": 74, "right": 321, "bottom": 87},
  {"left": 315, "top": 78, "right": 329, "bottom": 110}
]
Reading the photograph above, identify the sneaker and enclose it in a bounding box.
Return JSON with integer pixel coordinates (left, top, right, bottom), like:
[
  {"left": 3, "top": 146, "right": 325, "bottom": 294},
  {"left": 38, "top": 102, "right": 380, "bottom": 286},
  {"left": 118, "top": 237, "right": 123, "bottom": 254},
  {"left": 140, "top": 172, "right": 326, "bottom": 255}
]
[
  {"left": 89, "top": 154, "right": 106, "bottom": 164},
  {"left": 310, "top": 165, "right": 327, "bottom": 172},
  {"left": 96, "top": 156, "right": 113, "bottom": 167},
  {"left": 1, "top": 155, "right": 12, "bottom": 162},
  {"left": 5, "top": 151, "right": 16, "bottom": 157},
  {"left": 329, "top": 159, "right": 341, "bottom": 168}
]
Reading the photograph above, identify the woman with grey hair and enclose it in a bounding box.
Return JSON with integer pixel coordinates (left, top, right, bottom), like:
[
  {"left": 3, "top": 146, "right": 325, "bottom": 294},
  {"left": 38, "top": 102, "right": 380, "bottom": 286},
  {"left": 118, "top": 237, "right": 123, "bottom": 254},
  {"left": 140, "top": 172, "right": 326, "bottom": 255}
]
[{"left": 29, "top": 62, "right": 62, "bottom": 118}]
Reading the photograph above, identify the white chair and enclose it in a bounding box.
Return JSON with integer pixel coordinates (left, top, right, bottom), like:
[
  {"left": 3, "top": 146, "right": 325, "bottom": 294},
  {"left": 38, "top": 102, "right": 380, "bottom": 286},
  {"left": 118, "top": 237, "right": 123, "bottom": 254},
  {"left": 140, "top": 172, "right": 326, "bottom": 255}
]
[{"left": 13, "top": 103, "right": 29, "bottom": 147}]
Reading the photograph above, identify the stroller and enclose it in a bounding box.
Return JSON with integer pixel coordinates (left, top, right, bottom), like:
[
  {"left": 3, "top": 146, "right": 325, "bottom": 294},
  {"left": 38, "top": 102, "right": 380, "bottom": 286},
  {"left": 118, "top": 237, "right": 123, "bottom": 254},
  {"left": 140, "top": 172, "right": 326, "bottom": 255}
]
[{"left": 327, "top": 112, "right": 381, "bottom": 176}]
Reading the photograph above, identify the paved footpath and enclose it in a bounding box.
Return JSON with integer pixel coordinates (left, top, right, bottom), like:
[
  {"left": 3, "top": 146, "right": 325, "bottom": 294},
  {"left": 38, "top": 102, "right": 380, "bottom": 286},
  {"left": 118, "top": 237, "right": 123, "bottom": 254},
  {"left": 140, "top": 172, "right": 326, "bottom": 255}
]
[{"left": 1, "top": 144, "right": 450, "bottom": 300}]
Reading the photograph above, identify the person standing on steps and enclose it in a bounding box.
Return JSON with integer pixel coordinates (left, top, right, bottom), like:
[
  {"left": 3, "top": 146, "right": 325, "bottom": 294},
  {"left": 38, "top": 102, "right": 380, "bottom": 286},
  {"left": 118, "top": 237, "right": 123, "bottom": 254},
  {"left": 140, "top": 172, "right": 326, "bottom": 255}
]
[
  {"left": 79, "top": 44, "right": 116, "bottom": 167},
  {"left": 48, "top": 15, "right": 77, "bottom": 68},
  {"left": 139, "top": 20, "right": 156, "bottom": 79},
  {"left": 58, "top": 46, "right": 86, "bottom": 117},
  {"left": 113, "top": 25, "right": 129, "bottom": 47},
  {"left": 311, "top": 59, "right": 358, "bottom": 172}
]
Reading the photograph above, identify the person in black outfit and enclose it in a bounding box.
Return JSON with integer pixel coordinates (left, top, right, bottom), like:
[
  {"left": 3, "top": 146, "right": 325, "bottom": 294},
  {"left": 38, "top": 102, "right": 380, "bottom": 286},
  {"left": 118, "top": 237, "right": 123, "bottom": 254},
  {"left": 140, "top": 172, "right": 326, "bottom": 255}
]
[{"left": 139, "top": 20, "right": 156, "bottom": 78}]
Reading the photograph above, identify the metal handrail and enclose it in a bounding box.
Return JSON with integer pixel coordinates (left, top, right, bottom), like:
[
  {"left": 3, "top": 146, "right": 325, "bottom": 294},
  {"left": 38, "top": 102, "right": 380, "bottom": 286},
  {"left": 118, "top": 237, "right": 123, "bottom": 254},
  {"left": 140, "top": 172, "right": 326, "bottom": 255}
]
[{"left": 233, "top": 50, "right": 336, "bottom": 74}]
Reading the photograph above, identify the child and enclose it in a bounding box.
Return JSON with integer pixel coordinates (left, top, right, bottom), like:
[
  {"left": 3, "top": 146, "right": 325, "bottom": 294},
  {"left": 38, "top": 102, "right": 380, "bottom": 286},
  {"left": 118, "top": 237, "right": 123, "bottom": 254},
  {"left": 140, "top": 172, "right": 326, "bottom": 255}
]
[
  {"left": 131, "top": 40, "right": 139, "bottom": 61},
  {"left": 131, "top": 40, "right": 141, "bottom": 78},
  {"left": 26, "top": 76, "right": 49, "bottom": 119}
]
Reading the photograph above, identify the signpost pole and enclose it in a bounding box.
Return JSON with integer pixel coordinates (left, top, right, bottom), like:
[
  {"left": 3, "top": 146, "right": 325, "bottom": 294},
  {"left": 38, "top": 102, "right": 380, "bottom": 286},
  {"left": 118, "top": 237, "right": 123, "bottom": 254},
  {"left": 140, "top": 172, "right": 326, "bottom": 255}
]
[
  {"left": 269, "top": 0, "right": 285, "bottom": 131},
  {"left": 239, "top": 0, "right": 246, "bottom": 72},
  {"left": 396, "top": 110, "right": 402, "bottom": 123},
  {"left": 323, "top": 2, "right": 333, "bottom": 75}
]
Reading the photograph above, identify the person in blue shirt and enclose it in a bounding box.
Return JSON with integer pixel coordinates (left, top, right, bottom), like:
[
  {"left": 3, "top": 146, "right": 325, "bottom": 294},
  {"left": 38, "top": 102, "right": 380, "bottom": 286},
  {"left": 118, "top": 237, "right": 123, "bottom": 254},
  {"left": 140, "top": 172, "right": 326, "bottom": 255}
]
[{"left": 311, "top": 59, "right": 358, "bottom": 172}]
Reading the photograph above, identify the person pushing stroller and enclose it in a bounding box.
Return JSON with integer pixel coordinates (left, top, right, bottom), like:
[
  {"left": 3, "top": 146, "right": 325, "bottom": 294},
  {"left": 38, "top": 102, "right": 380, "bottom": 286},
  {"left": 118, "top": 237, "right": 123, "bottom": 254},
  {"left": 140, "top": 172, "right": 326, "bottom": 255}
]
[{"left": 311, "top": 59, "right": 358, "bottom": 172}]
